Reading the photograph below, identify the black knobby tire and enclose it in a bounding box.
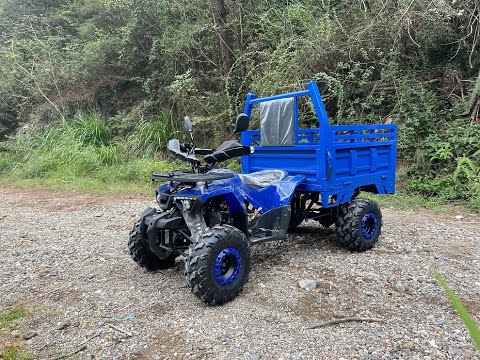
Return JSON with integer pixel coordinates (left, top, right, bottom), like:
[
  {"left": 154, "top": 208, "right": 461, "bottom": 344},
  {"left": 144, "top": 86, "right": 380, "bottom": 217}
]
[
  {"left": 288, "top": 195, "right": 305, "bottom": 231},
  {"left": 128, "top": 220, "right": 176, "bottom": 271},
  {"left": 335, "top": 198, "right": 382, "bottom": 251},
  {"left": 184, "top": 225, "right": 251, "bottom": 305}
]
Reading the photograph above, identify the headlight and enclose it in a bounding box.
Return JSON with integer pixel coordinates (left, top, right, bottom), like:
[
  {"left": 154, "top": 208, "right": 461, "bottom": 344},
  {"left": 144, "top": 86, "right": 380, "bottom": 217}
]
[
  {"left": 181, "top": 199, "right": 192, "bottom": 210},
  {"left": 174, "top": 196, "right": 199, "bottom": 212}
]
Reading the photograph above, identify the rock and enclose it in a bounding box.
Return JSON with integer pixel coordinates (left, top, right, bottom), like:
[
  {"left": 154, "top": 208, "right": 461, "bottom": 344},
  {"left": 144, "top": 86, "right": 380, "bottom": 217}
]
[
  {"left": 57, "top": 320, "right": 72, "bottom": 330},
  {"left": 251, "top": 355, "right": 260, "bottom": 360},
  {"left": 11, "top": 329, "right": 21, "bottom": 337},
  {"left": 395, "top": 281, "right": 407, "bottom": 293},
  {"left": 454, "top": 215, "right": 463, "bottom": 219},
  {"left": 405, "top": 247, "right": 417, "bottom": 254},
  {"left": 298, "top": 279, "right": 318, "bottom": 290},
  {"left": 22, "top": 331, "right": 38, "bottom": 340}
]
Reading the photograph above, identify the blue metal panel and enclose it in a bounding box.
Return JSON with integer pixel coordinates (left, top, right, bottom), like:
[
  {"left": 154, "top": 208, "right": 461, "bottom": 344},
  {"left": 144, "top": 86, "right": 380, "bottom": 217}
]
[
  {"left": 293, "top": 97, "right": 299, "bottom": 145},
  {"left": 248, "top": 90, "right": 310, "bottom": 104},
  {"left": 240, "top": 81, "right": 397, "bottom": 206},
  {"left": 243, "top": 93, "right": 257, "bottom": 117},
  {"left": 159, "top": 170, "right": 305, "bottom": 214}
]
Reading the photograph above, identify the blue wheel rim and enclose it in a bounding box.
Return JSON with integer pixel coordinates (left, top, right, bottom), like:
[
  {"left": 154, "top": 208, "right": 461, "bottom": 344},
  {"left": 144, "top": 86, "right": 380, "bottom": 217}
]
[
  {"left": 214, "top": 247, "right": 242, "bottom": 286},
  {"left": 361, "top": 212, "right": 377, "bottom": 239}
]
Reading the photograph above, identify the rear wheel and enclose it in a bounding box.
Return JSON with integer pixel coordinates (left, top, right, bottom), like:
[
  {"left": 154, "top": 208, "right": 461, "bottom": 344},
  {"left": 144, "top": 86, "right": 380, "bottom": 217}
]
[
  {"left": 128, "top": 220, "right": 177, "bottom": 271},
  {"left": 185, "top": 225, "right": 251, "bottom": 305},
  {"left": 335, "top": 198, "right": 382, "bottom": 251}
]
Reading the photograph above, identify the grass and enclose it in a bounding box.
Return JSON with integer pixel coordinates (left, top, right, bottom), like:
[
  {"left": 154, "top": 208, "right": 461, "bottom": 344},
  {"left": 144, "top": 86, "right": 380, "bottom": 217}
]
[
  {"left": 432, "top": 269, "right": 480, "bottom": 353},
  {"left": 362, "top": 192, "right": 449, "bottom": 212},
  {"left": 0, "top": 307, "right": 27, "bottom": 331},
  {"left": 0, "top": 159, "right": 177, "bottom": 195},
  {"left": 0, "top": 346, "right": 32, "bottom": 360},
  {"left": 0, "top": 113, "right": 181, "bottom": 194},
  {"left": 0, "top": 307, "right": 31, "bottom": 360}
]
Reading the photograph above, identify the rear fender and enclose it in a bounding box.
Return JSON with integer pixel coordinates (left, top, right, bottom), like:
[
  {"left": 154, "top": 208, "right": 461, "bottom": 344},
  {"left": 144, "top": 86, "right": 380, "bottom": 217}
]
[{"left": 247, "top": 175, "right": 305, "bottom": 212}]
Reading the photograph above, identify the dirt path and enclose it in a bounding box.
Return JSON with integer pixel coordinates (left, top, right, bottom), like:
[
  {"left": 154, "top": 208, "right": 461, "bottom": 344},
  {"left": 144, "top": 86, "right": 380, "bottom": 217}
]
[{"left": 0, "top": 188, "right": 479, "bottom": 359}]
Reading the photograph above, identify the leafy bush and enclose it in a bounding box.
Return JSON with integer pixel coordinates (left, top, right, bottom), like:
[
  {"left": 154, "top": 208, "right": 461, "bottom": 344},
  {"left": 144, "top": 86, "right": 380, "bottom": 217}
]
[
  {"left": 126, "top": 110, "right": 177, "bottom": 157},
  {"left": 403, "top": 118, "right": 480, "bottom": 209},
  {"left": 0, "top": 112, "right": 177, "bottom": 188}
]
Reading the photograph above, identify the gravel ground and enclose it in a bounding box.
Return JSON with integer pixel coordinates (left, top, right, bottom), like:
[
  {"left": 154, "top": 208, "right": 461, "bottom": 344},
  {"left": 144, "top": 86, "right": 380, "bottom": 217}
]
[{"left": 0, "top": 187, "right": 479, "bottom": 360}]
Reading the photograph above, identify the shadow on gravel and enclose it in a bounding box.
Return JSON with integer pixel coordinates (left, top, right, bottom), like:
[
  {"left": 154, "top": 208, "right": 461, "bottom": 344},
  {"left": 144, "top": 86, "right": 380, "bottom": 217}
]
[{"left": 251, "top": 223, "right": 339, "bottom": 266}]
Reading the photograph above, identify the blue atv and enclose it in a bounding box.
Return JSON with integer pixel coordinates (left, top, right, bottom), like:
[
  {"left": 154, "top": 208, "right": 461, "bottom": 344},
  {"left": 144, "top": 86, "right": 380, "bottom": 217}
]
[{"left": 128, "top": 81, "right": 397, "bottom": 305}]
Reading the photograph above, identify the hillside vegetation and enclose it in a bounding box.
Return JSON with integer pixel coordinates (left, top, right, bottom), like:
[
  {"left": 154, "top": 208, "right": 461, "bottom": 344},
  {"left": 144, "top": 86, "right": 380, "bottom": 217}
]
[{"left": 0, "top": 0, "right": 479, "bottom": 208}]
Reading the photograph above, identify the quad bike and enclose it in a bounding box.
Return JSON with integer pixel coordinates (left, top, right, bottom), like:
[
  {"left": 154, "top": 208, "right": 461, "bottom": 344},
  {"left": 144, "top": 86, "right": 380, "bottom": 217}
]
[{"left": 128, "top": 81, "right": 397, "bottom": 305}]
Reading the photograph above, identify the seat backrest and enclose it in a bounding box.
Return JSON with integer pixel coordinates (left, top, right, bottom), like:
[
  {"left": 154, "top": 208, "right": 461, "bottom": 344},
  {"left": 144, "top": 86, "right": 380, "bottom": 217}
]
[{"left": 259, "top": 97, "right": 295, "bottom": 146}]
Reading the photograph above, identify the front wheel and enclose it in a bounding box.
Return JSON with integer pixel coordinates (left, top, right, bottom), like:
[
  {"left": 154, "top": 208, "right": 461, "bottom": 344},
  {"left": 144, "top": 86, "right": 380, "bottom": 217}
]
[
  {"left": 335, "top": 198, "right": 382, "bottom": 251},
  {"left": 128, "top": 219, "right": 177, "bottom": 271},
  {"left": 185, "top": 225, "right": 251, "bottom": 305}
]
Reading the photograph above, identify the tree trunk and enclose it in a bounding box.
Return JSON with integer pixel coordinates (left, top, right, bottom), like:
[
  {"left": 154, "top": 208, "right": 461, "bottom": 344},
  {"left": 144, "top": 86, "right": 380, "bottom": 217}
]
[
  {"left": 464, "top": 69, "right": 480, "bottom": 124},
  {"left": 213, "top": 0, "right": 231, "bottom": 73}
]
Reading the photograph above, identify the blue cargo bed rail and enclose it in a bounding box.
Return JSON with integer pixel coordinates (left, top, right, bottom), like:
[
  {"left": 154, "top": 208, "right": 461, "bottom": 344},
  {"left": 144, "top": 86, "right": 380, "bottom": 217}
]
[{"left": 240, "top": 81, "right": 396, "bottom": 208}]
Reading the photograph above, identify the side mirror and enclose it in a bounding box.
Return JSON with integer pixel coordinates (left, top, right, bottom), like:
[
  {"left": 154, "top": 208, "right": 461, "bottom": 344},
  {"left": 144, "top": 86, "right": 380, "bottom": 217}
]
[
  {"left": 184, "top": 116, "right": 193, "bottom": 133},
  {"left": 234, "top": 113, "right": 250, "bottom": 133}
]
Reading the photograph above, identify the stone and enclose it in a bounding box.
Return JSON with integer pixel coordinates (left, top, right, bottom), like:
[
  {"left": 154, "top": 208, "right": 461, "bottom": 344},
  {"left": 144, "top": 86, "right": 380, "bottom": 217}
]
[
  {"left": 57, "top": 320, "right": 72, "bottom": 330},
  {"left": 11, "top": 329, "right": 20, "bottom": 337},
  {"left": 22, "top": 331, "right": 38, "bottom": 340},
  {"left": 298, "top": 279, "right": 318, "bottom": 290},
  {"left": 395, "top": 281, "right": 407, "bottom": 293}
]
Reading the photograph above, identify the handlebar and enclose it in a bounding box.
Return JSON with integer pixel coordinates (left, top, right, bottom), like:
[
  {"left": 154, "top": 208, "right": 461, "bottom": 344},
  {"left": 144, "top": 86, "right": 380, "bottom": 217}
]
[
  {"left": 179, "top": 143, "right": 214, "bottom": 155},
  {"left": 168, "top": 139, "right": 253, "bottom": 168}
]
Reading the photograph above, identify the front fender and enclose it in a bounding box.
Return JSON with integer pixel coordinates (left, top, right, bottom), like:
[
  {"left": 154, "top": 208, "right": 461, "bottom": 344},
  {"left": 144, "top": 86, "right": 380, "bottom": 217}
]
[{"left": 140, "top": 207, "right": 184, "bottom": 259}]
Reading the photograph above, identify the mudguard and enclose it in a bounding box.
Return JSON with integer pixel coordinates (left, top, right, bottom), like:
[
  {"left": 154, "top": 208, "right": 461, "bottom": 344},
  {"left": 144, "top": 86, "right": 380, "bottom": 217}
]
[
  {"left": 139, "top": 207, "right": 184, "bottom": 259},
  {"left": 159, "top": 169, "right": 305, "bottom": 216}
]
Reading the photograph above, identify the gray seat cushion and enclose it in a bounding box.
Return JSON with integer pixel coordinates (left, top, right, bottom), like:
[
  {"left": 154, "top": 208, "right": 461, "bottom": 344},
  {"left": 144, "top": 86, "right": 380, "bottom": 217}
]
[{"left": 238, "top": 170, "right": 288, "bottom": 189}]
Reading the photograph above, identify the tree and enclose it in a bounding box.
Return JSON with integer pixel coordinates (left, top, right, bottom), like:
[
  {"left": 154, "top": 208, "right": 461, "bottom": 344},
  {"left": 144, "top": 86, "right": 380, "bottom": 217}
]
[{"left": 214, "top": 0, "right": 231, "bottom": 73}]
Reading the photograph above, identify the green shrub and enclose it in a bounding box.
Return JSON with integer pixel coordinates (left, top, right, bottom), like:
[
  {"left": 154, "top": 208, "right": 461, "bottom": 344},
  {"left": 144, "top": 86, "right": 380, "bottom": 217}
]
[
  {"left": 0, "top": 112, "right": 178, "bottom": 189},
  {"left": 126, "top": 110, "right": 177, "bottom": 157}
]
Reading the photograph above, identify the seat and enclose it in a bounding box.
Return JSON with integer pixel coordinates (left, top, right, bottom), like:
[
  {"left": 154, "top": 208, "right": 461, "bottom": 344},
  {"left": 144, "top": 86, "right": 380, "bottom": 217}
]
[{"left": 238, "top": 170, "right": 288, "bottom": 189}]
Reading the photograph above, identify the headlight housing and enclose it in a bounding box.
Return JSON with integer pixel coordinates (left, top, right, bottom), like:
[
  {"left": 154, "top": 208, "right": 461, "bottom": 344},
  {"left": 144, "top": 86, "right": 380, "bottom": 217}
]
[{"left": 174, "top": 196, "right": 201, "bottom": 212}]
